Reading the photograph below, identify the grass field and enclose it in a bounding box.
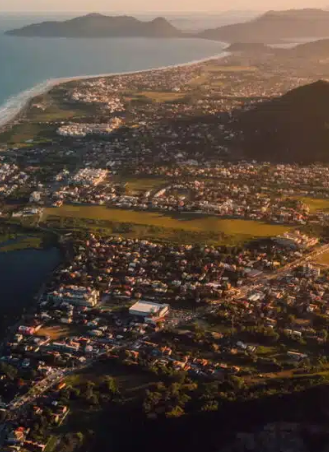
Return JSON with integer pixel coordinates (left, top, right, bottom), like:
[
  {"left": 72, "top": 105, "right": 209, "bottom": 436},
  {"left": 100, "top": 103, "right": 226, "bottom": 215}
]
[
  {"left": 188, "top": 75, "right": 210, "bottom": 86},
  {"left": 43, "top": 205, "right": 290, "bottom": 243},
  {"left": 129, "top": 91, "right": 186, "bottom": 103},
  {"left": 0, "top": 235, "right": 42, "bottom": 253},
  {"left": 300, "top": 197, "right": 329, "bottom": 213},
  {"left": 314, "top": 250, "right": 329, "bottom": 265},
  {"left": 0, "top": 88, "right": 99, "bottom": 146},
  {"left": 206, "top": 65, "right": 258, "bottom": 73},
  {"left": 119, "top": 176, "right": 167, "bottom": 194},
  {"left": 0, "top": 122, "right": 57, "bottom": 146}
]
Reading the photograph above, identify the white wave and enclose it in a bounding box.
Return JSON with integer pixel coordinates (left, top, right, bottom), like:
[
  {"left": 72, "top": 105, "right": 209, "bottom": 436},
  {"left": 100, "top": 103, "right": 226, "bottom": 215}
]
[{"left": 0, "top": 49, "right": 230, "bottom": 130}]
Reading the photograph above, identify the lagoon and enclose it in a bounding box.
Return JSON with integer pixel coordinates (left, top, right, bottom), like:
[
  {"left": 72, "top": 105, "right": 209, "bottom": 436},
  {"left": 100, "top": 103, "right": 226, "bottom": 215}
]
[{"left": 0, "top": 247, "right": 61, "bottom": 320}]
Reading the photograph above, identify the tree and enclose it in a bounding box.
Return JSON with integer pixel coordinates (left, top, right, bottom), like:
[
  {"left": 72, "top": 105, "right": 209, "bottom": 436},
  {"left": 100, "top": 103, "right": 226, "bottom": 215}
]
[
  {"left": 76, "top": 432, "right": 84, "bottom": 444},
  {"left": 165, "top": 405, "right": 185, "bottom": 418},
  {"left": 201, "top": 400, "right": 219, "bottom": 412}
]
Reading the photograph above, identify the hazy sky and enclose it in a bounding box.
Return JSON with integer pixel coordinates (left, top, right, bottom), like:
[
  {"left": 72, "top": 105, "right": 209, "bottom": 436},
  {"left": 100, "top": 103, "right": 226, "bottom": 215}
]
[{"left": 1, "top": 0, "right": 328, "bottom": 13}]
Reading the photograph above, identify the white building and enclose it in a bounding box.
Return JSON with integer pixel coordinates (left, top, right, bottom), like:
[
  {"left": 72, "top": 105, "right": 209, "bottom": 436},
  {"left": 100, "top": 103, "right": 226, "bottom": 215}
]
[
  {"left": 129, "top": 301, "right": 169, "bottom": 319},
  {"left": 29, "top": 191, "right": 41, "bottom": 203},
  {"left": 48, "top": 286, "right": 99, "bottom": 307}
]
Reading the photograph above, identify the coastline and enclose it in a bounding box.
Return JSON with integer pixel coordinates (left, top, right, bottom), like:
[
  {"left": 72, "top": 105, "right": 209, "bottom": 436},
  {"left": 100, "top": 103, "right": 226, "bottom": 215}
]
[{"left": 0, "top": 47, "right": 230, "bottom": 133}]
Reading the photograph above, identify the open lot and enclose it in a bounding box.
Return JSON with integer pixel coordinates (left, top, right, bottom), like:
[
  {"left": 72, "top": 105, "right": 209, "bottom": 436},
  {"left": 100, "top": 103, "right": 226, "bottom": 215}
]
[{"left": 36, "top": 325, "right": 76, "bottom": 341}]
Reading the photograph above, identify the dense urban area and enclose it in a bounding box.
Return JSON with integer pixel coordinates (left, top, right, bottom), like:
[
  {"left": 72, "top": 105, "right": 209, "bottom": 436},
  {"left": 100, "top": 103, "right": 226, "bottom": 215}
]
[{"left": 3, "top": 35, "right": 329, "bottom": 452}]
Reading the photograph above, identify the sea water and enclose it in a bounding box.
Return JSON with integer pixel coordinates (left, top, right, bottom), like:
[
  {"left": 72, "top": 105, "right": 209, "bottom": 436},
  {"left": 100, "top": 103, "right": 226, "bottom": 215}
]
[{"left": 0, "top": 14, "right": 226, "bottom": 125}]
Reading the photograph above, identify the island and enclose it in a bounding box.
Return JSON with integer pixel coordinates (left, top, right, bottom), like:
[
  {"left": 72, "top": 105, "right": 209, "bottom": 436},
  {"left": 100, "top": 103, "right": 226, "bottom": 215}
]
[
  {"left": 2, "top": 32, "right": 329, "bottom": 452},
  {"left": 5, "top": 13, "right": 183, "bottom": 38}
]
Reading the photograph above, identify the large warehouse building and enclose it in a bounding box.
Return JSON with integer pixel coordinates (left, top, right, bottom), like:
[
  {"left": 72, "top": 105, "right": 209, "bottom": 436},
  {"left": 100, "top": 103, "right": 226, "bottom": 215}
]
[{"left": 129, "top": 301, "right": 169, "bottom": 319}]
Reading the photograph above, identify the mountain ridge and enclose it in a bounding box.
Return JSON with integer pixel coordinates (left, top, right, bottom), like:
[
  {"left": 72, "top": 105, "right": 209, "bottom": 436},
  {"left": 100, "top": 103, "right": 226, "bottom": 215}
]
[
  {"left": 5, "top": 13, "right": 183, "bottom": 38},
  {"left": 198, "top": 8, "right": 329, "bottom": 43}
]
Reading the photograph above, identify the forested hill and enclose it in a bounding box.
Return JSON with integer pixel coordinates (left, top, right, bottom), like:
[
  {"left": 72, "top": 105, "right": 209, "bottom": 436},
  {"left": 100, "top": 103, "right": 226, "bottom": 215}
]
[{"left": 237, "top": 80, "right": 329, "bottom": 163}]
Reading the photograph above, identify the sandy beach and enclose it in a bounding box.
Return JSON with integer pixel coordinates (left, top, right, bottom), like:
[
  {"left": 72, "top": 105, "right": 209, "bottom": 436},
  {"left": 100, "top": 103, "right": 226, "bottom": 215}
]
[{"left": 0, "top": 49, "right": 229, "bottom": 132}]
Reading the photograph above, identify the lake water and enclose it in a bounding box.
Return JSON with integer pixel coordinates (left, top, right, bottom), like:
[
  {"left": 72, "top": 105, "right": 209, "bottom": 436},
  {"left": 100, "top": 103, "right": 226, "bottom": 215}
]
[
  {"left": 0, "top": 247, "right": 61, "bottom": 317},
  {"left": 0, "top": 14, "right": 226, "bottom": 122}
]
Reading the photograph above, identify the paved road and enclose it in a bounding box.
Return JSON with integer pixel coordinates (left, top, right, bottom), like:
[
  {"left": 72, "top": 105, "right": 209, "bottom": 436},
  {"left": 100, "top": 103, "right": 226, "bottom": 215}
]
[
  {"left": 170, "top": 243, "right": 329, "bottom": 327},
  {"left": 7, "top": 244, "right": 329, "bottom": 415}
]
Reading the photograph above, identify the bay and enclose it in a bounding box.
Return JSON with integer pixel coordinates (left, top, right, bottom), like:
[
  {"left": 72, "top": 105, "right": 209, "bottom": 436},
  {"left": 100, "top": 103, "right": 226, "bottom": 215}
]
[{"left": 0, "top": 15, "right": 225, "bottom": 115}]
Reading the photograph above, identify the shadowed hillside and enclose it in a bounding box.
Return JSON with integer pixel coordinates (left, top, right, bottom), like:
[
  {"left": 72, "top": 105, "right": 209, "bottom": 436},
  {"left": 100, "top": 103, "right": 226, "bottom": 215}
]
[{"left": 237, "top": 80, "right": 329, "bottom": 163}]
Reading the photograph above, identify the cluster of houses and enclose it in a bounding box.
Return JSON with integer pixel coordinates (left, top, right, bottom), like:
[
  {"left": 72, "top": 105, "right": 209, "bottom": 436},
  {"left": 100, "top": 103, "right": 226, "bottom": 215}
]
[
  {"left": 69, "top": 79, "right": 124, "bottom": 113},
  {"left": 43, "top": 233, "right": 318, "bottom": 312},
  {"left": 0, "top": 226, "right": 327, "bottom": 447},
  {"left": 0, "top": 161, "right": 29, "bottom": 199},
  {"left": 136, "top": 162, "right": 329, "bottom": 199},
  {"left": 105, "top": 180, "right": 316, "bottom": 225},
  {"left": 57, "top": 118, "right": 122, "bottom": 138},
  {"left": 1, "top": 393, "right": 69, "bottom": 452},
  {"left": 70, "top": 168, "right": 108, "bottom": 187}
]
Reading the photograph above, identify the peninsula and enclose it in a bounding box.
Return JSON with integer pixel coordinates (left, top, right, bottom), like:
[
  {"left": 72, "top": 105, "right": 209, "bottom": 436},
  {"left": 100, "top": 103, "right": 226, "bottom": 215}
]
[{"left": 5, "top": 13, "right": 183, "bottom": 38}]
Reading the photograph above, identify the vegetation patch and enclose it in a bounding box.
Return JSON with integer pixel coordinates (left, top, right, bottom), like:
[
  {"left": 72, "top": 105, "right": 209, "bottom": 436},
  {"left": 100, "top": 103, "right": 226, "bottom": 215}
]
[
  {"left": 299, "top": 197, "right": 329, "bottom": 212},
  {"left": 43, "top": 205, "right": 290, "bottom": 244},
  {"left": 206, "top": 65, "right": 258, "bottom": 72},
  {"left": 0, "top": 235, "right": 42, "bottom": 253},
  {"left": 0, "top": 122, "right": 56, "bottom": 146},
  {"left": 118, "top": 176, "right": 167, "bottom": 194},
  {"left": 131, "top": 91, "right": 186, "bottom": 103}
]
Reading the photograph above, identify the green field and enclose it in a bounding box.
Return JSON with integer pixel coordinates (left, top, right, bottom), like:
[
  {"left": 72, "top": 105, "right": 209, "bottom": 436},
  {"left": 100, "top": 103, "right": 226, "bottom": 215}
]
[
  {"left": 0, "top": 88, "right": 99, "bottom": 146},
  {"left": 0, "top": 122, "right": 57, "bottom": 146},
  {"left": 300, "top": 197, "right": 329, "bottom": 213},
  {"left": 43, "top": 205, "right": 290, "bottom": 244},
  {"left": 188, "top": 75, "right": 209, "bottom": 87},
  {"left": 206, "top": 65, "right": 258, "bottom": 73},
  {"left": 119, "top": 176, "right": 167, "bottom": 194},
  {"left": 0, "top": 235, "right": 42, "bottom": 253},
  {"left": 125, "top": 90, "right": 186, "bottom": 104}
]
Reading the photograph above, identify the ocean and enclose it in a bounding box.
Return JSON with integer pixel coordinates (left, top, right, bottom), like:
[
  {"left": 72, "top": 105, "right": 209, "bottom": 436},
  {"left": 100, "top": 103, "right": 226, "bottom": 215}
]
[{"left": 0, "top": 14, "right": 226, "bottom": 126}]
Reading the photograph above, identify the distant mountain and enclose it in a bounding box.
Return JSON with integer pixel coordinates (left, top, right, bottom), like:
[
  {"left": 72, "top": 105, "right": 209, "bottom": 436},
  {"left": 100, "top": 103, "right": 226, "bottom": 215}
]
[
  {"left": 170, "top": 11, "right": 260, "bottom": 32},
  {"left": 199, "top": 9, "right": 329, "bottom": 43},
  {"left": 5, "top": 13, "right": 183, "bottom": 38},
  {"left": 227, "top": 42, "right": 271, "bottom": 52},
  {"left": 237, "top": 80, "right": 329, "bottom": 163},
  {"left": 289, "top": 38, "right": 329, "bottom": 57}
]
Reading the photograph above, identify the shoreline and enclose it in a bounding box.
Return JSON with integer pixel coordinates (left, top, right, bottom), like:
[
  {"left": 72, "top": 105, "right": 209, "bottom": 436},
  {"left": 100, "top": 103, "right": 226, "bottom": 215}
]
[{"left": 0, "top": 47, "right": 230, "bottom": 132}]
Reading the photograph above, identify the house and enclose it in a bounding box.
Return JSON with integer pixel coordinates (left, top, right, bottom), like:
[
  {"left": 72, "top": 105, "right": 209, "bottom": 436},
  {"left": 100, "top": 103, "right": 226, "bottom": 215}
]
[{"left": 7, "top": 427, "right": 26, "bottom": 444}]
